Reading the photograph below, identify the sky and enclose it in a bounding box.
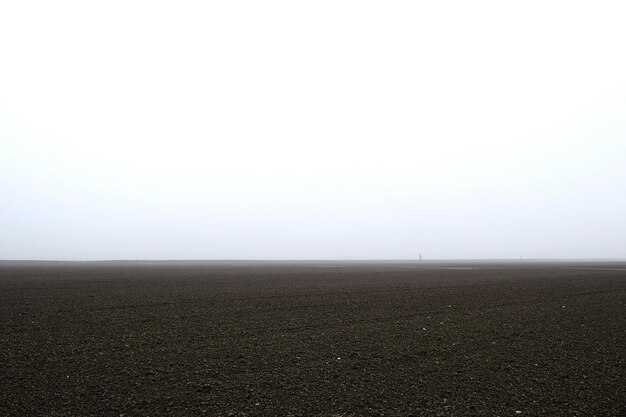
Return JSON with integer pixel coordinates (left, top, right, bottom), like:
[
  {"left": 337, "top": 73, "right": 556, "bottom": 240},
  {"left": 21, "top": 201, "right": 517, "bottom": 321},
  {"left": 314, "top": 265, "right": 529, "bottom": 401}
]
[{"left": 1, "top": 0, "right": 625, "bottom": 260}]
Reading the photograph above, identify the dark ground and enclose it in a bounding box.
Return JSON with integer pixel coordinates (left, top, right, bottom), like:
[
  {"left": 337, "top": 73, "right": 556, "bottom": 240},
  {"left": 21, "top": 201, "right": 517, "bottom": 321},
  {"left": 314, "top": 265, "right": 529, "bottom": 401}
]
[{"left": 1, "top": 261, "right": 625, "bottom": 416}]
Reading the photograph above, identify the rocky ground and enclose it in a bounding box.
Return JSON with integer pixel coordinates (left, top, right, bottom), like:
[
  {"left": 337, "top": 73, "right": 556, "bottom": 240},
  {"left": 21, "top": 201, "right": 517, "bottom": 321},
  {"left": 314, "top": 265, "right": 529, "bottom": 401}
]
[{"left": 1, "top": 261, "right": 625, "bottom": 416}]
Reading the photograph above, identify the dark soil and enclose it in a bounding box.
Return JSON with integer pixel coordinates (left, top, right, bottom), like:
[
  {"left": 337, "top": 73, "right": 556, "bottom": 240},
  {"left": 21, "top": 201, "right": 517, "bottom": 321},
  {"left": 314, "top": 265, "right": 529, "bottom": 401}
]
[{"left": 1, "top": 261, "right": 625, "bottom": 416}]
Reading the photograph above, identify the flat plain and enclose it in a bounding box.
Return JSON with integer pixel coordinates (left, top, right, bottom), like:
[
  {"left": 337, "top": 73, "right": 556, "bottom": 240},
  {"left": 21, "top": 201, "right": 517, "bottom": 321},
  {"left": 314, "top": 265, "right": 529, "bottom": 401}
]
[{"left": 1, "top": 261, "right": 625, "bottom": 416}]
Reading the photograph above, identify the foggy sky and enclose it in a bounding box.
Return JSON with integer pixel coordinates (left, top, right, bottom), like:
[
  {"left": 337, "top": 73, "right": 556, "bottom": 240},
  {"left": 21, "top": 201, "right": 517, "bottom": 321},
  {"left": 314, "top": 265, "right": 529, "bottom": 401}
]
[{"left": 1, "top": 1, "right": 625, "bottom": 260}]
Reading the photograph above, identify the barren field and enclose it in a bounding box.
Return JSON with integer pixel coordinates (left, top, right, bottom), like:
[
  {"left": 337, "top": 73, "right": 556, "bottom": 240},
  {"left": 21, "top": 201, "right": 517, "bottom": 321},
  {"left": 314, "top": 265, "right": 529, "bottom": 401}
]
[{"left": 1, "top": 261, "right": 625, "bottom": 416}]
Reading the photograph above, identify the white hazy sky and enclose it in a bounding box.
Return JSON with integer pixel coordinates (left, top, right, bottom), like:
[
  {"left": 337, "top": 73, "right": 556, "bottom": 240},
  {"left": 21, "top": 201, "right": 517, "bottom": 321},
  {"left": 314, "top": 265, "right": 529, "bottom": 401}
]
[{"left": 1, "top": 0, "right": 625, "bottom": 260}]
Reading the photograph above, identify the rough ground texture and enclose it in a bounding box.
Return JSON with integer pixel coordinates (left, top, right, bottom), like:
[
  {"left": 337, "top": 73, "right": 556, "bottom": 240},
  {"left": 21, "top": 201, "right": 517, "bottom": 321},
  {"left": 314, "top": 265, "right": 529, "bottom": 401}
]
[{"left": 1, "top": 261, "right": 625, "bottom": 416}]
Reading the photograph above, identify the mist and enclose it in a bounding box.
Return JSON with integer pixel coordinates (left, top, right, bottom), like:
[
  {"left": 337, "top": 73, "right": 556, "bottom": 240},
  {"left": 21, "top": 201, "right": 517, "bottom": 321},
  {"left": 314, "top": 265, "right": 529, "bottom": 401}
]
[{"left": 1, "top": 1, "right": 625, "bottom": 260}]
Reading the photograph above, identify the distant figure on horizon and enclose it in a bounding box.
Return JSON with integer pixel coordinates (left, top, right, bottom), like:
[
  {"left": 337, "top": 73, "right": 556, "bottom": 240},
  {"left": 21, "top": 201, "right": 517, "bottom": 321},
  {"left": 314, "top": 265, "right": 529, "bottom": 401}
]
[{"left": 419, "top": 253, "right": 422, "bottom": 261}]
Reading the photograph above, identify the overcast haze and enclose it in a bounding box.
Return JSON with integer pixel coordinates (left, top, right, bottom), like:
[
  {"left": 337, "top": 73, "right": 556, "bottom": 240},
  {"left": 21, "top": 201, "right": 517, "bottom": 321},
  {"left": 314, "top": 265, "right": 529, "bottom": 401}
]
[{"left": 1, "top": 1, "right": 625, "bottom": 260}]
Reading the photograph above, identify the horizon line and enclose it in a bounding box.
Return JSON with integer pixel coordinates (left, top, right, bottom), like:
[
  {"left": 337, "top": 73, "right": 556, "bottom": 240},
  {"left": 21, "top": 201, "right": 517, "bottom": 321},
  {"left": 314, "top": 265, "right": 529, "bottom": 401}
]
[{"left": 2, "top": 258, "right": 626, "bottom": 263}]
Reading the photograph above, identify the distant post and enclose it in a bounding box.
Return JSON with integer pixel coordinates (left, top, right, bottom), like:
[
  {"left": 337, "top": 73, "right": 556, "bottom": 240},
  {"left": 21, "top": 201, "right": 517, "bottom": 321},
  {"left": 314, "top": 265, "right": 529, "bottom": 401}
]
[{"left": 419, "top": 253, "right": 422, "bottom": 261}]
